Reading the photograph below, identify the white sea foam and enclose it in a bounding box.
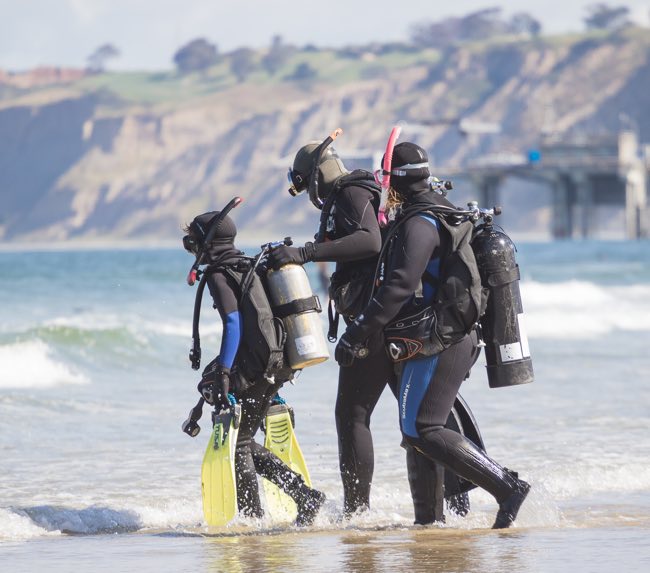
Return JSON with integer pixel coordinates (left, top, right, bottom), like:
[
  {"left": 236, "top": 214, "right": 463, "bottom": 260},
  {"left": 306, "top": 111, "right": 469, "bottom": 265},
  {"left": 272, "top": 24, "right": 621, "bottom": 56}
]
[
  {"left": 15, "top": 506, "right": 142, "bottom": 535},
  {"left": 0, "top": 340, "right": 87, "bottom": 389},
  {"left": 521, "top": 280, "right": 650, "bottom": 338},
  {"left": 0, "top": 502, "right": 201, "bottom": 538},
  {"left": 538, "top": 461, "right": 650, "bottom": 499},
  {"left": 2, "top": 457, "right": 645, "bottom": 540},
  {"left": 0, "top": 508, "right": 55, "bottom": 541},
  {"left": 134, "top": 498, "right": 203, "bottom": 529}
]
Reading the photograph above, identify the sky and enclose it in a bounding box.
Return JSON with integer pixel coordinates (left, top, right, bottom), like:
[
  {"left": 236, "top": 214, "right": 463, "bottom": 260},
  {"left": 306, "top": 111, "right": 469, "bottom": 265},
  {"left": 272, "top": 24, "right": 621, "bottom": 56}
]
[{"left": 1, "top": 0, "right": 648, "bottom": 71}]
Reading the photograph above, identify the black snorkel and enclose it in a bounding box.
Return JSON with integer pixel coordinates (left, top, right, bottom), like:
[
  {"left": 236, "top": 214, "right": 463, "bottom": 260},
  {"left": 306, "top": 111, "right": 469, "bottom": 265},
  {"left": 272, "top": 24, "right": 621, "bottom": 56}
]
[
  {"left": 186, "top": 196, "right": 244, "bottom": 286},
  {"left": 307, "top": 128, "right": 343, "bottom": 209}
]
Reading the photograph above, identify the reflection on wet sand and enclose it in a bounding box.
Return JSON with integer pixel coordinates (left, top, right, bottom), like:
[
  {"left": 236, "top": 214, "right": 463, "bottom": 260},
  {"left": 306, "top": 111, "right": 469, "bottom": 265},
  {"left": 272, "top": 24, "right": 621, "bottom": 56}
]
[{"left": 199, "top": 527, "right": 532, "bottom": 573}]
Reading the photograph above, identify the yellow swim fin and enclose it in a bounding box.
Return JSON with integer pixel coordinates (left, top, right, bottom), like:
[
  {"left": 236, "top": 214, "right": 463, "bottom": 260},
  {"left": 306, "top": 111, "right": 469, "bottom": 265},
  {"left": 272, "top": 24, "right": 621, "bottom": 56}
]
[
  {"left": 201, "top": 404, "right": 241, "bottom": 527},
  {"left": 262, "top": 403, "right": 312, "bottom": 522}
]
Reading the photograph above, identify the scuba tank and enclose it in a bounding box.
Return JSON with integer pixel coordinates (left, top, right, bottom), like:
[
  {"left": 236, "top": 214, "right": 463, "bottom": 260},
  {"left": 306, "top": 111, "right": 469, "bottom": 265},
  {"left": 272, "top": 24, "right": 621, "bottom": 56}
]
[
  {"left": 472, "top": 222, "right": 534, "bottom": 389},
  {"left": 266, "top": 264, "right": 330, "bottom": 370}
]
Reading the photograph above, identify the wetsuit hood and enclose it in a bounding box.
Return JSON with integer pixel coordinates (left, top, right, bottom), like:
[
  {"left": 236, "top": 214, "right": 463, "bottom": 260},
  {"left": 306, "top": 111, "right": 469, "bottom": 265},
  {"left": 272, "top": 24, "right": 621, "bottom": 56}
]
[
  {"left": 388, "top": 142, "right": 431, "bottom": 200},
  {"left": 188, "top": 211, "right": 243, "bottom": 266}
]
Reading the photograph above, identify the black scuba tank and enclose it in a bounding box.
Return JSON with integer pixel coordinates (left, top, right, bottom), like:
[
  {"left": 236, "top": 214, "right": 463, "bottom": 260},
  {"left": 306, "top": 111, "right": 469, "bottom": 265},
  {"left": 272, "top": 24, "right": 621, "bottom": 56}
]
[{"left": 472, "top": 225, "right": 534, "bottom": 388}]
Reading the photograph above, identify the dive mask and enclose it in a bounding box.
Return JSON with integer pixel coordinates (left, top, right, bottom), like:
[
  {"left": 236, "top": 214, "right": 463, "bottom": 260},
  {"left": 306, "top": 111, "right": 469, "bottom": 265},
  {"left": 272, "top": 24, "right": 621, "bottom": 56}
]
[
  {"left": 183, "top": 234, "right": 199, "bottom": 255},
  {"left": 287, "top": 168, "right": 308, "bottom": 197}
]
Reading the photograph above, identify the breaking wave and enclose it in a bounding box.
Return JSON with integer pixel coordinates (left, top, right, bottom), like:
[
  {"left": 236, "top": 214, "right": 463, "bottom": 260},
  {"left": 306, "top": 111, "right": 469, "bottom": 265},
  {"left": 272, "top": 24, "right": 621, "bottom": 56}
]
[
  {"left": 0, "top": 340, "right": 87, "bottom": 389},
  {"left": 521, "top": 280, "right": 650, "bottom": 339}
]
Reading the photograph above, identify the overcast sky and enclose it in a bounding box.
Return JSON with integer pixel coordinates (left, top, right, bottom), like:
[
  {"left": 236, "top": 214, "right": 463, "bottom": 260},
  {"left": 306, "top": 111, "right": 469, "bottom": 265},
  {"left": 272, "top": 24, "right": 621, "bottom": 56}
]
[{"left": 1, "top": 0, "right": 648, "bottom": 71}]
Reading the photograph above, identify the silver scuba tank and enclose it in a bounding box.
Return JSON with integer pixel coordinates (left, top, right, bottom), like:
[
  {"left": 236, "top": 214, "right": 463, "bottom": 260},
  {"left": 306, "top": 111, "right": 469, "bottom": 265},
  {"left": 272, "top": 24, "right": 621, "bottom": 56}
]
[
  {"left": 472, "top": 226, "right": 534, "bottom": 388},
  {"left": 266, "top": 264, "right": 330, "bottom": 370}
]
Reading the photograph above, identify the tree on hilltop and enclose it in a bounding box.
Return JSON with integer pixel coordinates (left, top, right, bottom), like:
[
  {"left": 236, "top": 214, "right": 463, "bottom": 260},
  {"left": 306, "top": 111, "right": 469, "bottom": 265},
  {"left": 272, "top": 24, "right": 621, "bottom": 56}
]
[
  {"left": 461, "top": 7, "right": 507, "bottom": 41},
  {"left": 583, "top": 3, "right": 630, "bottom": 30},
  {"left": 410, "top": 7, "right": 544, "bottom": 48},
  {"left": 410, "top": 7, "right": 511, "bottom": 48},
  {"left": 173, "top": 38, "right": 220, "bottom": 74},
  {"left": 262, "top": 35, "right": 294, "bottom": 75},
  {"left": 87, "top": 44, "right": 120, "bottom": 73},
  {"left": 509, "top": 12, "right": 542, "bottom": 37},
  {"left": 285, "top": 62, "right": 317, "bottom": 82},
  {"left": 229, "top": 48, "right": 257, "bottom": 82}
]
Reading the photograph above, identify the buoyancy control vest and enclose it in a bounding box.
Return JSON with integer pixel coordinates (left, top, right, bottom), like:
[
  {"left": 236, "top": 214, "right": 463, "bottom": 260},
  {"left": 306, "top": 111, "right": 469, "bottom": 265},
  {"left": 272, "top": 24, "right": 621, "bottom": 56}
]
[
  {"left": 190, "top": 259, "right": 294, "bottom": 384},
  {"left": 380, "top": 209, "right": 487, "bottom": 361},
  {"left": 378, "top": 201, "right": 534, "bottom": 389},
  {"left": 182, "top": 246, "right": 327, "bottom": 438},
  {"left": 225, "top": 265, "right": 294, "bottom": 383}
]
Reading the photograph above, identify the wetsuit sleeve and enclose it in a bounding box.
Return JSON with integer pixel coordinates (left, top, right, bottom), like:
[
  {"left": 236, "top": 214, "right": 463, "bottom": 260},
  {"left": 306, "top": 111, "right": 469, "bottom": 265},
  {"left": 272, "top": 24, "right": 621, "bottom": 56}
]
[
  {"left": 352, "top": 216, "right": 440, "bottom": 340},
  {"left": 207, "top": 272, "right": 242, "bottom": 370},
  {"left": 312, "top": 185, "right": 381, "bottom": 262}
]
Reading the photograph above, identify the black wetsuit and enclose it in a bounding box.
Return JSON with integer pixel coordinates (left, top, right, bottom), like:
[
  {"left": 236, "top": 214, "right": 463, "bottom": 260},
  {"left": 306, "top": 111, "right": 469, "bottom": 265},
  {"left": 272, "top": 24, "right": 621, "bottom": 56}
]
[
  {"left": 311, "top": 179, "right": 448, "bottom": 518},
  {"left": 349, "top": 194, "right": 522, "bottom": 505},
  {"left": 313, "top": 181, "right": 391, "bottom": 515},
  {"left": 206, "top": 269, "right": 317, "bottom": 517}
]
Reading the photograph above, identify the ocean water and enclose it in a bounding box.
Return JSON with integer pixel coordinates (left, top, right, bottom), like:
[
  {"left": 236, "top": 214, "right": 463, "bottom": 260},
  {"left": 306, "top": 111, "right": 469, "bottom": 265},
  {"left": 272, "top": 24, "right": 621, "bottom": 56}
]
[{"left": 1, "top": 240, "right": 649, "bottom": 572}]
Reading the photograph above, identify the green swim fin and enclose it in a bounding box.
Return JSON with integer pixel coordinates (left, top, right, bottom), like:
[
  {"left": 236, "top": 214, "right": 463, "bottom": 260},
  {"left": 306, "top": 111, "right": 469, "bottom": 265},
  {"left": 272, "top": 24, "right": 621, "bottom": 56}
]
[
  {"left": 201, "top": 404, "right": 241, "bottom": 527},
  {"left": 262, "top": 403, "right": 312, "bottom": 522}
]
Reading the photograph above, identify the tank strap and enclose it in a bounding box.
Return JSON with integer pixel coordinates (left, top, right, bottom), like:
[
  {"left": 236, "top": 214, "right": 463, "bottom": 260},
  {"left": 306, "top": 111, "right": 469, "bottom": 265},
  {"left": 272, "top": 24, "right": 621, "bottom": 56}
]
[
  {"left": 272, "top": 295, "right": 322, "bottom": 319},
  {"left": 487, "top": 265, "right": 520, "bottom": 287},
  {"left": 327, "top": 299, "right": 340, "bottom": 342}
]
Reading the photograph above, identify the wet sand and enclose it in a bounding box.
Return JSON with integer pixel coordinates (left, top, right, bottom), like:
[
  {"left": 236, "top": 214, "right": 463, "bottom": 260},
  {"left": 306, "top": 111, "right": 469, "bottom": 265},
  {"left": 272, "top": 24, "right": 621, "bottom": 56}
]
[{"left": 2, "top": 519, "right": 649, "bottom": 573}]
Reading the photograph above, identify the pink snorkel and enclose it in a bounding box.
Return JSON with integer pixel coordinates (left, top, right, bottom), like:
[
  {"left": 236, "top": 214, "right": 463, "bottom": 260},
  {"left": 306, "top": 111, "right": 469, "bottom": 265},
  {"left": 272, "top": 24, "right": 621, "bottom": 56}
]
[{"left": 377, "top": 125, "right": 402, "bottom": 227}]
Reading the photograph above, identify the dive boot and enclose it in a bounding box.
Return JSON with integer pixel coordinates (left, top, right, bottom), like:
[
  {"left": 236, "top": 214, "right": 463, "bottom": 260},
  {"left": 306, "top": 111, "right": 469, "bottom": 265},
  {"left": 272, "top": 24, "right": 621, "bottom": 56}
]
[
  {"left": 295, "top": 486, "right": 326, "bottom": 527},
  {"left": 492, "top": 473, "right": 530, "bottom": 529}
]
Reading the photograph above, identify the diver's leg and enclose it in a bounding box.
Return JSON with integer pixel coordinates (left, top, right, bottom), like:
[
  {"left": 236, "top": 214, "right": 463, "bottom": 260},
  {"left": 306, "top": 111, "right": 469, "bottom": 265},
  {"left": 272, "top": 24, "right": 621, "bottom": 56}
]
[
  {"left": 405, "top": 444, "right": 445, "bottom": 524},
  {"left": 400, "top": 336, "right": 530, "bottom": 529},
  {"left": 391, "top": 361, "right": 447, "bottom": 524},
  {"left": 234, "top": 446, "right": 264, "bottom": 518},
  {"left": 335, "top": 332, "right": 391, "bottom": 515},
  {"left": 232, "top": 381, "right": 271, "bottom": 519},
  {"left": 251, "top": 442, "right": 326, "bottom": 526}
]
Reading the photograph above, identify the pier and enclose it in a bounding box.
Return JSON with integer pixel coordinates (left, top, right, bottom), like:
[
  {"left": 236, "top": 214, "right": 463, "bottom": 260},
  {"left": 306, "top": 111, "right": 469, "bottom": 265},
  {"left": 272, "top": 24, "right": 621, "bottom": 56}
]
[
  {"left": 339, "top": 130, "right": 650, "bottom": 239},
  {"left": 449, "top": 130, "right": 649, "bottom": 239}
]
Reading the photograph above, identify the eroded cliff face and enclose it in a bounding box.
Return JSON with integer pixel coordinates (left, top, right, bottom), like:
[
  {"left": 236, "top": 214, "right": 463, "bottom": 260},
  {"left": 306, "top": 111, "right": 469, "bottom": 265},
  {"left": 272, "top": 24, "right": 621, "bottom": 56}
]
[{"left": 1, "top": 32, "right": 648, "bottom": 242}]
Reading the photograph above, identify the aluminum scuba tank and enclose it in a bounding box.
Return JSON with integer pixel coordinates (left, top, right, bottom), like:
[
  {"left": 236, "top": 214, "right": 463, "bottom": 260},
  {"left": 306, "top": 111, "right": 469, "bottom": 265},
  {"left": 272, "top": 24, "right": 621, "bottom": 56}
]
[
  {"left": 266, "top": 264, "right": 330, "bottom": 370},
  {"left": 472, "top": 225, "right": 534, "bottom": 388}
]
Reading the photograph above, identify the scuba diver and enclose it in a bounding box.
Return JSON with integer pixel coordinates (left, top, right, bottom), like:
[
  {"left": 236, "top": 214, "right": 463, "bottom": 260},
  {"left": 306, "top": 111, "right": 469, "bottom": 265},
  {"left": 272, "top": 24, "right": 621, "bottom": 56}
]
[
  {"left": 268, "top": 131, "right": 478, "bottom": 524},
  {"left": 182, "top": 208, "right": 326, "bottom": 526},
  {"left": 334, "top": 141, "right": 531, "bottom": 529}
]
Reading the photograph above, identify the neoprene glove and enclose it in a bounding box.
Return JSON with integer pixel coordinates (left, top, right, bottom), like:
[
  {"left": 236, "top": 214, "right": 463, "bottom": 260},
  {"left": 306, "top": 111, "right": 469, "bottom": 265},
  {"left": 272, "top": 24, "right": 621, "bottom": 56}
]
[
  {"left": 335, "top": 326, "right": 369, "bottom": 367},
  {"left": 268, "top": 242, "right": 316, "bottom": 270},
  {"left": 198, "top": 365, "right": 231, "bottom": 410}
]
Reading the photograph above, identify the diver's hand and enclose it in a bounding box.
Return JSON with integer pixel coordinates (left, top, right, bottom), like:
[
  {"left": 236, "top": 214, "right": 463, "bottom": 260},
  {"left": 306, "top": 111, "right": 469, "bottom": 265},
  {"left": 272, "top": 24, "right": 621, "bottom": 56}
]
[
  {"left": 198, "top": 365, "right": 231, "bottom": 410},
  {"left": 268, "top": 243, "right": 316, "bottom": 269},
  {"left": 335, "top": 330, "right": 368, "bottom": 367}
]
